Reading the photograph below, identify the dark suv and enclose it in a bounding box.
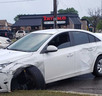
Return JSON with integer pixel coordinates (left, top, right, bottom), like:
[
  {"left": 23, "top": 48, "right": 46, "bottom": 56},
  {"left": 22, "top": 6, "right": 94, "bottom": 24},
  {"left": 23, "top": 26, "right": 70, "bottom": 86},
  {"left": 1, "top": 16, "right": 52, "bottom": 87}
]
[{"left": 0, "top": 30, "right": 14, "bottom": 39}]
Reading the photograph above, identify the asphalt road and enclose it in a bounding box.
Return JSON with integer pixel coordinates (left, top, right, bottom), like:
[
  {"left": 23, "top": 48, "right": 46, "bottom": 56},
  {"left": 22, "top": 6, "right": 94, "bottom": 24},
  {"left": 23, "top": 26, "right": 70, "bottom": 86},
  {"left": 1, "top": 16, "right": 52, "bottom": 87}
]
[{"left": 46, "top": 73, "right": 102, "bottom": 95}]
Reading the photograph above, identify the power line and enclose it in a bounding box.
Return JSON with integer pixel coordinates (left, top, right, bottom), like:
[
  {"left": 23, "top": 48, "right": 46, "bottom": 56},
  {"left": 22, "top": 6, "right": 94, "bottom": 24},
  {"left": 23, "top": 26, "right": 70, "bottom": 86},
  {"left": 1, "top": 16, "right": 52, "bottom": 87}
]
[
  {"left": 0, "top": 0, "right": 35, "bottom": 3},
  {"left": 58, "top": 0, "right": 68, "bottom": 9},
  {"left": 77, "top": 0, "right": 84, "bottom": 16}
]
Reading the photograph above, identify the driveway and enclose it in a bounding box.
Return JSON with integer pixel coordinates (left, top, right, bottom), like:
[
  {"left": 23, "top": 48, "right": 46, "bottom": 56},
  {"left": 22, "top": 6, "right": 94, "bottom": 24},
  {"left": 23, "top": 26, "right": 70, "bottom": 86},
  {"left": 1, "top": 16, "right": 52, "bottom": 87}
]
[{"left": 46, "top": 73, "right": 102, "bottom": 94}]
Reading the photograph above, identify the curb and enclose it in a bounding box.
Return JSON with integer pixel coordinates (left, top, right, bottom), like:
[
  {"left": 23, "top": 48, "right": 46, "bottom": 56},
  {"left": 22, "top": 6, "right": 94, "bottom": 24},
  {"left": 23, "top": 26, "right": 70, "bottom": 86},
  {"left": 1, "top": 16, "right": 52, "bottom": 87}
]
[{"left": 50, "top": 90, "right": 102, "bottom": 96}]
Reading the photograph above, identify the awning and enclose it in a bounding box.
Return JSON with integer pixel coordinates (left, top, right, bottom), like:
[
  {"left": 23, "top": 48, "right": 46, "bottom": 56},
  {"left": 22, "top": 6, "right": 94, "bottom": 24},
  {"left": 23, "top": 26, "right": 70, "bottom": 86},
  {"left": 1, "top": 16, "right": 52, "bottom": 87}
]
[
  {"left": 69, "top": 17, "right": 82, "bottom": 24},
  {"left": 12, "top": 19, "right": 42, "bottom": 27}
]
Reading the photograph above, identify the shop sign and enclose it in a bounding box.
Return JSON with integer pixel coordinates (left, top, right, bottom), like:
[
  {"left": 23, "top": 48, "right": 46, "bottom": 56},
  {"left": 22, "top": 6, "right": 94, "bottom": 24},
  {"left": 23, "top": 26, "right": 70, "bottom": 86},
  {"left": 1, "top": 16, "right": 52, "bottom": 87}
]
[
  {"left": 44, "top": 21, "right": 66, "bottom": 24},
  {"left": 43, "top": 16, "right": 66, "bottom": 21}
]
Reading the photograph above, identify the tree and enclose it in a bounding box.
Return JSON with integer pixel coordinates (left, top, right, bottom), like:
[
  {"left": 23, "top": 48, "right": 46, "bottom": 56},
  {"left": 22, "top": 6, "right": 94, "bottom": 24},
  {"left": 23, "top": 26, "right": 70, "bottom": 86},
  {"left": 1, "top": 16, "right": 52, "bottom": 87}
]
[
  {"left": 58, "top": 7, "right": 78, "bottom": 14},
  {"left": 87, "top": 8, "right": 101, "bottom": 32},
  {"left": 97, "top": 20, "right": 102, "bottom": 30},
  {"left": 14, "top": 14, "right": 26, "bottom": 22},
  {"left": 81, "top": 16, "right": 92, "bottom": 23}
]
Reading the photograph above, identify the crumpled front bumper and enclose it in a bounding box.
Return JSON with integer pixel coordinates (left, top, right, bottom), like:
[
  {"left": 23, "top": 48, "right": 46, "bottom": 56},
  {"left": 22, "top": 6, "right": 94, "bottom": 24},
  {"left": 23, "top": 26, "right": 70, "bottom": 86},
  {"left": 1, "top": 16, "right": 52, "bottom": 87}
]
[{"left": 0, "top": 73, "right": 13, "bottom": 92}]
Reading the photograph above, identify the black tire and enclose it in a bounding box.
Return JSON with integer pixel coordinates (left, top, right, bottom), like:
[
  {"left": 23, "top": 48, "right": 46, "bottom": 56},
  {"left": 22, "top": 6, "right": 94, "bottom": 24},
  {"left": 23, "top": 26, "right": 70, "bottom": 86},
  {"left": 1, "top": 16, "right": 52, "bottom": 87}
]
[
  {"left": 26, "top": 66, "right": 45, "bottom": 90},
  {"left": 11, "top": 66, "right": 45, "bottom": 91},
  {"left": 93, "top": 56, "right": 102, "bottom": 77}
]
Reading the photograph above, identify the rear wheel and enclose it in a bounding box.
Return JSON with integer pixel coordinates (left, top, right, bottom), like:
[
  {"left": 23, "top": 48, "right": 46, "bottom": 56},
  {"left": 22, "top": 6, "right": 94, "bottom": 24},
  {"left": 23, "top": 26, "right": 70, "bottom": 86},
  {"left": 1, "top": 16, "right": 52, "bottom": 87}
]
[
  {"left": 11, "top": 66, "right": 45, "bottom": 91},
  {"left": 93, "top": 56, "right": 102, "bottom": 77}
]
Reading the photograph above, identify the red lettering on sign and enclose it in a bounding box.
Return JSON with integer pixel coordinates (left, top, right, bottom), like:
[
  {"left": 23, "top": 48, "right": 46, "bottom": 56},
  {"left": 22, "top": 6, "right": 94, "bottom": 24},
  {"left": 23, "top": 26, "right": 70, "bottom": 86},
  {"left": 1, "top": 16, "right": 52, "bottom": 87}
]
[
  {"left": 57, "top": 17, "right": 62, "bottom": 20},
  {"left": 47, "top": 17, "right": 50, "bottom": 21},
  {"left": 50, "top": 17, "right": 54, "bottom": 20},
  {"left": 43, "top": 16, "right": 47, "bottom": 21},
  {"left": 43, "top": 16, "right": 66, "bottom": 21},
  {"left": 62, "top": 16, "right": 66, "bottom": 20}
]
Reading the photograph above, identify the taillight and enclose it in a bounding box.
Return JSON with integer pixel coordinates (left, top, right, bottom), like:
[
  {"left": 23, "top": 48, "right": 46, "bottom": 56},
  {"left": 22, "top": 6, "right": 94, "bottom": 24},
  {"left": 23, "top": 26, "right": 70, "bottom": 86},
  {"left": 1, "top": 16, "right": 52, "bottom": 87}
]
[{"left": 5, "top": 33, "right": 7, "bottom": 36}]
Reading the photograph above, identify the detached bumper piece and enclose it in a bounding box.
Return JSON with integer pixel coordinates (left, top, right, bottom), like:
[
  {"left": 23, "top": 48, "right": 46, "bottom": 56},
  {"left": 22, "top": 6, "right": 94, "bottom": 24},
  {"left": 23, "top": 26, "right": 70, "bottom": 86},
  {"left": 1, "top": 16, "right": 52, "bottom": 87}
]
[{"left": 0, "top": 73, "right": 13, "bottom": 92}]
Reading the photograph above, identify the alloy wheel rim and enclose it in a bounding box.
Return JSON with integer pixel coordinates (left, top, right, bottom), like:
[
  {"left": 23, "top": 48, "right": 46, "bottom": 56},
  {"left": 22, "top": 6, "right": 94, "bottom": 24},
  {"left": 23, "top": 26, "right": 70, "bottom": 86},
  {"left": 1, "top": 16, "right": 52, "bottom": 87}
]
[{"left": 97, "top": 59, "right": 102, "bottom": 74}]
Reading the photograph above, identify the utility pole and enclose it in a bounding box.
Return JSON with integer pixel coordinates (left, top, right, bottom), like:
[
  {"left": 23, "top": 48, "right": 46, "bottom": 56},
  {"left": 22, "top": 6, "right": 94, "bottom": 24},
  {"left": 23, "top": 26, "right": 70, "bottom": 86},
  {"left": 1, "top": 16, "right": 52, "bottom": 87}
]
[{"left": 53, "top": 0, "right": 57, "bottom": 28}]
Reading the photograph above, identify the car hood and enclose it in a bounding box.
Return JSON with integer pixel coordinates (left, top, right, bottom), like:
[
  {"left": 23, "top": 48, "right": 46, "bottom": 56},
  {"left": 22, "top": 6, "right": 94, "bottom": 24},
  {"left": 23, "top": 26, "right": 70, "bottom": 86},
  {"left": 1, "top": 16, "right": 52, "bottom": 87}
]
[
  {"left": 0, "top": 36, "right": 9, "bottom": 40},
  {"left": 0, "top": 49, "right": 33, "bottom": 64}
]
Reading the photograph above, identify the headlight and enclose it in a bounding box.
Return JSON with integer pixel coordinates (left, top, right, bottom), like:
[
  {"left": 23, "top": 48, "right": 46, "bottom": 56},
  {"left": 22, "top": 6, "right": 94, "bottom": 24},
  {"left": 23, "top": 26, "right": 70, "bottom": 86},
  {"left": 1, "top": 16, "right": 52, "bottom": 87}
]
[{"left": 0, "top": 62, "right": 12, "bottom": 70}]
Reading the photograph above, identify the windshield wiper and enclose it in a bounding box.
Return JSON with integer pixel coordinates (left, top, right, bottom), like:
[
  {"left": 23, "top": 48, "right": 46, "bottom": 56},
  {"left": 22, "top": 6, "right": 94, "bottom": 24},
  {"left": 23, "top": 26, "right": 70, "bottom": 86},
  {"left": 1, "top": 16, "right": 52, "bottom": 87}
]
[
  {"left": 6, "top": 47, "right": 33, "bottom": 52},
  {"left": 8, "top": 48, "right": 30, "bottom": 52}
]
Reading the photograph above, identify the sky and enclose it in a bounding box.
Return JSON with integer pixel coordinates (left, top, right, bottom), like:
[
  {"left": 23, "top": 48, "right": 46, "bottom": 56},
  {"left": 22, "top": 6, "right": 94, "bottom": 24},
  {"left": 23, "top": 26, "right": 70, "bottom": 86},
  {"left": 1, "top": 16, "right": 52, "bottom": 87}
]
[{"left": 0, "top": 0, "right": 101, "bottom": 24}]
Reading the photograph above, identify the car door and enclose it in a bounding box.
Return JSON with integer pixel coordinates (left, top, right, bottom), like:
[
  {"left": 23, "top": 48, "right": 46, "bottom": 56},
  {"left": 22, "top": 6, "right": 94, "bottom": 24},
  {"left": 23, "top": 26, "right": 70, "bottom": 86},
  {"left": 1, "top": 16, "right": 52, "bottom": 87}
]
[
  {"left": 72, "top": 31, "right": 97, "bottom": 73},
  {"left": 43, "top": 32, "right": 75, "bottom": 83}
]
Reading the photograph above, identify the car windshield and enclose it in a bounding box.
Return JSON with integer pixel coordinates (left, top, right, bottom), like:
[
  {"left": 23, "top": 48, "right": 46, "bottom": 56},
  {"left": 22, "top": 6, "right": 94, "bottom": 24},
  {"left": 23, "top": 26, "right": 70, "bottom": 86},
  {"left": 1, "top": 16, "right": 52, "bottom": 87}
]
[{"left": 7, "top": 33, "right": 52, "bottom": 52}]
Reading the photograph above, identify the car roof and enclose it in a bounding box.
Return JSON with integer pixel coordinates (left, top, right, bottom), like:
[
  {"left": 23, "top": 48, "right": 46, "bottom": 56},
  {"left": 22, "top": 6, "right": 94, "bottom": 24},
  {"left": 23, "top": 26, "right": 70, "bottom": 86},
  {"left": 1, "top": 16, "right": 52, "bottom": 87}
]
[
  {"left": 31, "top": 29, "right": 102, "bottom": 40},
  {"left": 0, "top": 36, "right": 9, "bottom": 39},
  {"left": 94, "top": 33, "right": 102, "bottom": 40},
  {"left": 32, "top": 29, "right": 95, "bottom": 35}
]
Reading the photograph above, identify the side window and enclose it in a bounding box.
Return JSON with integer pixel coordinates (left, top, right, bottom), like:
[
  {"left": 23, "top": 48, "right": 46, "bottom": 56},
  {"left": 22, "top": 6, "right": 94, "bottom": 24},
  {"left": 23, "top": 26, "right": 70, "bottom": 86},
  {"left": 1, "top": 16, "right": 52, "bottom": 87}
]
[
  {"left": 72, "top": 32, "right": 89, "bottom": 45},
  {"left": 48, "top": 32, "right": 71, "bottom": 49},
  {"left": 88, "top": 34, "right": 95, "bottom": 43},
  {"left": 88, "top": 34, "right": 101, "bottom": 42},
  {"left": 95, "top": 37, "right": 101, "bottom": 42}
]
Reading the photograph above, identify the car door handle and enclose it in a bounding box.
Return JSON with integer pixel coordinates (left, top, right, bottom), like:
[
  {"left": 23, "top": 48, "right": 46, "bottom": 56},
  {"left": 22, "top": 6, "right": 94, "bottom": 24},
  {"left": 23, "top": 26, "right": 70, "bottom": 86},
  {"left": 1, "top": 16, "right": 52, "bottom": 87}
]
[
  {"left": 67, "top": 53, "right": 73, "bottom": 57},
  {"left": 88, "top": 47, "right": 95, "bottom": 51}
]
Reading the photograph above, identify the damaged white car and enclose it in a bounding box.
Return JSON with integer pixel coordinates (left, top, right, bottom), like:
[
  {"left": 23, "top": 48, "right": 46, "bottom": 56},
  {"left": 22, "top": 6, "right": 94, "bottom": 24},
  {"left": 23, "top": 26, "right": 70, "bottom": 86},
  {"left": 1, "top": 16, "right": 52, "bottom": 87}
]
[{"left": 0, "top": 29, "right": 102, "bottom": 92}]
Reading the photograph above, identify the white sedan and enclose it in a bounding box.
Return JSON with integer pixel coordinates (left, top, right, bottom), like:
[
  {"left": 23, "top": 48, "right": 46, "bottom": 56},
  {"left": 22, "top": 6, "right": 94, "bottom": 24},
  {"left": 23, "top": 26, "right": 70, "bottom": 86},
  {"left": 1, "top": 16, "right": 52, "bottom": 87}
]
[
  {"left": 0, "top": 37, "right": 11, "bottom": 48},
  {"left": 0, "top": 29, "right": 102, "bottom": 92}
]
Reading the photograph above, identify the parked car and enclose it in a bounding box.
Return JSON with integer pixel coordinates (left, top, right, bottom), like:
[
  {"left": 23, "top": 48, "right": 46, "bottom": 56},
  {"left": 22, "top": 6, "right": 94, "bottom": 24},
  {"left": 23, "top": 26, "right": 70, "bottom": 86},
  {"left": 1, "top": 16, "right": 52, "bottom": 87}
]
[
  {"left": 0, "top": 36, "right": 11, "bottom": 48},
  {"left": 0, "top": 30, "right": 14, "bottom": 39},
  {"left": 15, "top": 30, "right": 29, "bottom": 39},
  {"left": 0, "top": 29, "right": 102, "bottom": 92}
]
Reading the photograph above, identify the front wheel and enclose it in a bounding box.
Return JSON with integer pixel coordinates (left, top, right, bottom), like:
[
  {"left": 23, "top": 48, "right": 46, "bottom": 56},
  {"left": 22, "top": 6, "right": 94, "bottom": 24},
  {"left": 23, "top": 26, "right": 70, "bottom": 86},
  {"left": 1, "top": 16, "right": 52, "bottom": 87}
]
[
  {"left": 93, "top": 56, "right": 102, "bottom": 77},
  {"left": 11, "top": 66, "right": 45, "bottom": 91}
]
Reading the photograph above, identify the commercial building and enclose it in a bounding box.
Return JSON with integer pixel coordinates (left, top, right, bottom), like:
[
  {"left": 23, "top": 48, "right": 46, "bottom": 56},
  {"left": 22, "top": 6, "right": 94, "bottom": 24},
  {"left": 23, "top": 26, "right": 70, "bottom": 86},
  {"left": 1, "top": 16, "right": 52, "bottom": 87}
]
[
  {"left": 12, "top": 13, "right": 88, "bottom": 32},
  {"left": 0, "top": 20, "right": 12, "bottom": 30}
]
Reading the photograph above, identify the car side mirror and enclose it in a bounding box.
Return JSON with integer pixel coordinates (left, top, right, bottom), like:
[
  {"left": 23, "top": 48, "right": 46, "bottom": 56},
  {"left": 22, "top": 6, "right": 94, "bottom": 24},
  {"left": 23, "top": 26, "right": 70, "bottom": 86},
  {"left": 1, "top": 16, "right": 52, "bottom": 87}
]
[{"left": 45, "top": 45, "right": 58, "bottom": 53}]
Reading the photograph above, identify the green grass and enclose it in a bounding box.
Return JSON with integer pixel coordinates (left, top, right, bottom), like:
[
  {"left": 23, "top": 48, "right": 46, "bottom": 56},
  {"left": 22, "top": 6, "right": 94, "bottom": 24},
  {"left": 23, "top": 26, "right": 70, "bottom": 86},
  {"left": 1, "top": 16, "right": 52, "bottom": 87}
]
[
  {"left": 11, "top": 39, "right": 17, "bottom": 42},
  {"left": 0, "top": 90, "right": 95, "bottom": 96}
]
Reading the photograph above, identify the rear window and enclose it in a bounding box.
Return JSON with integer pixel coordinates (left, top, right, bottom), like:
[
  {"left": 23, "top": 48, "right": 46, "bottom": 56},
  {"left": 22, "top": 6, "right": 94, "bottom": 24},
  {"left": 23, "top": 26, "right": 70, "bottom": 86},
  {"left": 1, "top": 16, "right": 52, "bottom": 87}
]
[{"left": 18, "top": 31, "right": 23, "bottom": 33}]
